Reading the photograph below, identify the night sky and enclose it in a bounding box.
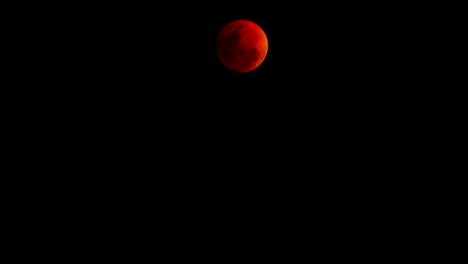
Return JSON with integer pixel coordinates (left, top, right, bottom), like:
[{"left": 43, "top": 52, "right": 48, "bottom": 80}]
[
  {"left": 16, "top": 3, "right": 437, "bottom": 251},
  {"left": 81, "top": 4, "right": 415, "bottom": 137},
  {"left": 41, "top": 2, "right": 427, "bottom": 175},
  {"left": 48, "top": 2, "right": 425, "bottom": 188}
]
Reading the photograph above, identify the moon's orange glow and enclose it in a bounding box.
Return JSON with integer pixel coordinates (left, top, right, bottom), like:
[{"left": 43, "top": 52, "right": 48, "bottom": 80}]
[{"left": 216, "top": 19, "right": 268, "bottom": 72}]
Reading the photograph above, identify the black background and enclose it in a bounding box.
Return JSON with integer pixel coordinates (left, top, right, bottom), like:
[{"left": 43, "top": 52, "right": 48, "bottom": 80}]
[
  {"left": 7, "top": 2, "right": 444, "bottom": 255},
  {"left": 57, "top": 4, "right": 419, "bottom": 156},
  {"left": 23, "top": 2, "right": 434, "bottom": 181},
  {"left": 22, "top": 3, "right": 434, "bottom": 199},
  {"left": 14, "top": 2, "right": 439, "bottom": 184}
]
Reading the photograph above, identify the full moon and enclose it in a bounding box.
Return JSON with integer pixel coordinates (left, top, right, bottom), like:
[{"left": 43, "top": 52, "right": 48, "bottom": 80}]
[{"left": 216, "top": 19, "right": 268, "bottom": 73}]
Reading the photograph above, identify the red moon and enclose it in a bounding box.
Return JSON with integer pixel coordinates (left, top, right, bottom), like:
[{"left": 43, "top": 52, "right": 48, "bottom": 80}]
[{"left": 216, "top": 19, "right": 268, "bottom": 73}]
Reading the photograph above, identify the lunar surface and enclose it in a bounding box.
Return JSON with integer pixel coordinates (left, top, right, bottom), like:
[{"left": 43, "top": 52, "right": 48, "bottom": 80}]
[{"left": 216, "top": 19, "right": 268, "bottom": 72}]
